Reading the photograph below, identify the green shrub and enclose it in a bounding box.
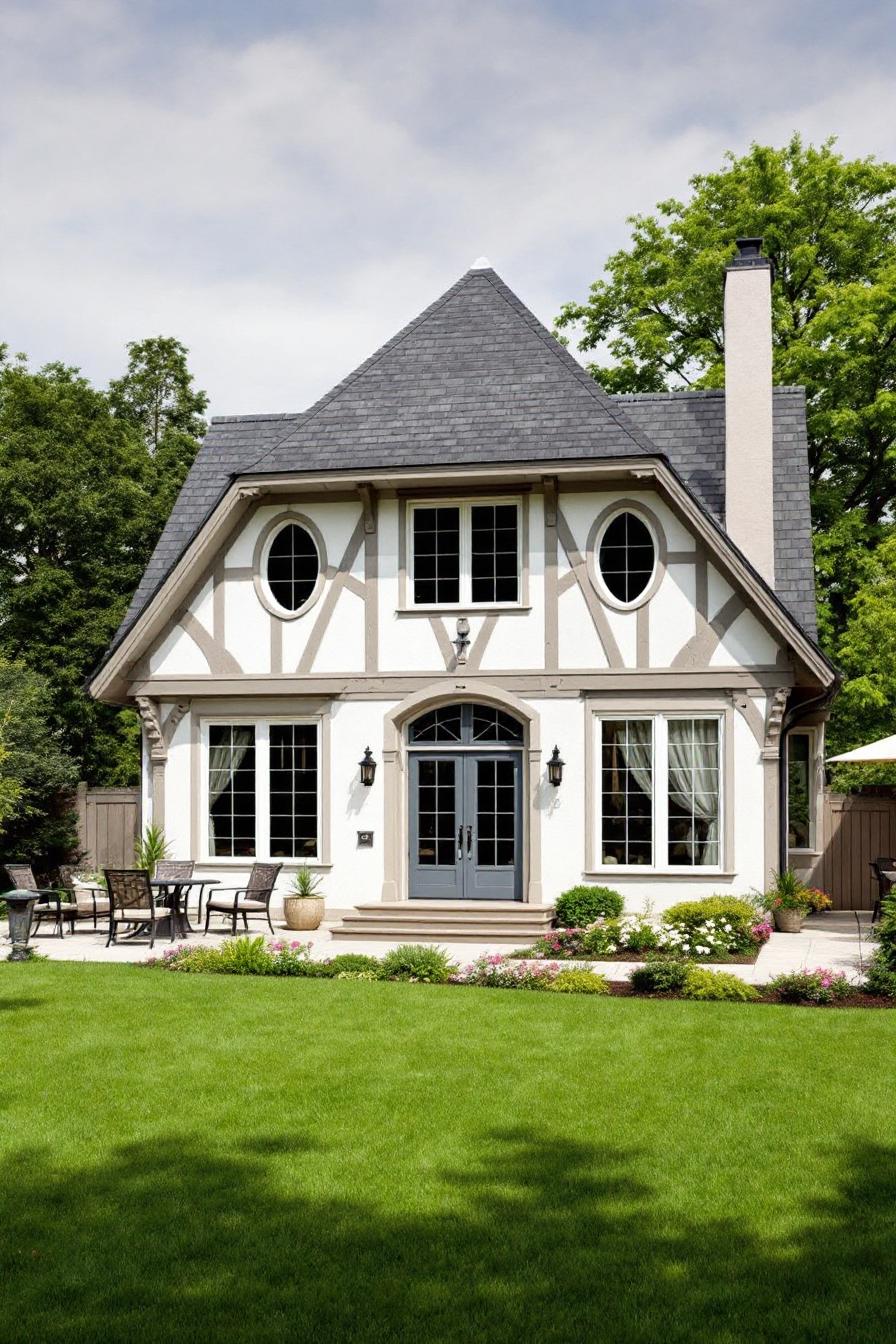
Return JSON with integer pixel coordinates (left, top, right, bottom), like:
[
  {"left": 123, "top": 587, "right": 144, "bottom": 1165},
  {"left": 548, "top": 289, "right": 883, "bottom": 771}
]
[
  {"left": 324, "top": 953, "right": 384, "bottom": 977},
  {"left": 546, "top": 969, "right": 610, "bottom": 995},
  {"left": 380, "top": 944, "right": 456, "bottom": 983},
  {"left": 334, "top": 969, "right": 380, "bottom": 981},
  {"left": 864, "top": 949, "right": 896, "bottom": 998},
  {"left": 768, "top": 968, "right": 853, "bottom": 1004},
  {"left": 619, "top": 915, "right": 660, "bottom": 952},
  {"left": 629, "top": 957, "right": 692, "bottom": 994},
  {"left": 580, "top": 920, "right": 623, "bottom": 957},
  {"left": 681, "top": 968, "right": 759, "bottom": 1002},
  {"left": 555, "top": 885, "right": 624, "bottom": 927},
  {"left": 508, "top": 928, "right": 587, "bottom": 959},
  {"left": 660, "top": 896, "right": 760, "bottom": 957}
]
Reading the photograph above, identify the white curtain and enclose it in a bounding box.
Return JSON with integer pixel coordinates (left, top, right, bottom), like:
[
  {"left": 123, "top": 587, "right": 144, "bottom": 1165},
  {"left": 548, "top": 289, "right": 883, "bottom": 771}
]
[
  {"left": 208, "top": 728, "right": 254, "bottom": 849},
  {"left": 667, "top": 720, "right": 719, "bottom": 864},
  {"left": 618, "top": 720, "right": 653, "bottom": 799}
]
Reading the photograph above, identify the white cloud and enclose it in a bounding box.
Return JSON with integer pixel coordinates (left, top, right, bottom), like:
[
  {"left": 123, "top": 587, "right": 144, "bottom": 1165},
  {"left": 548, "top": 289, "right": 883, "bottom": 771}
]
[{"left": 2, "top": 0, "right": 895, "bottom": 414}]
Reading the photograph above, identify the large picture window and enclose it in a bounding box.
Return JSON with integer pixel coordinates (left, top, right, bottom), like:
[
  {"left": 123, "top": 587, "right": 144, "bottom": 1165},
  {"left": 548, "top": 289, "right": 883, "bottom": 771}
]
[
  {"left": 597, "top": 715, "right": 722, "bottom": 871},
  {"left": 410, "top": 500, "right": 520, "bottom": 607},
  {"left": 205, "top": 720, "right": 320, "bottom": 860}
]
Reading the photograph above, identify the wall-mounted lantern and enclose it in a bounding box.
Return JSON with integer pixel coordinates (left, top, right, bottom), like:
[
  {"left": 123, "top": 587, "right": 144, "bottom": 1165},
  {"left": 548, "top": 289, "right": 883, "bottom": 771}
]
[
  {"left": 547, "top": 745, "right": 565, "bottom": 788},
  {"left": 359, "top": 747, "right": 377, "bottom": 787}
]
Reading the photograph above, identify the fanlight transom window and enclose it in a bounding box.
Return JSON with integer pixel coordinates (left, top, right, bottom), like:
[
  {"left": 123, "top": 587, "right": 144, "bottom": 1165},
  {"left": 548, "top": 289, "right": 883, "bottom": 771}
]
[
  {"left": 409, "top": 703, "right": 524, "bottom": 745},
  {"left": 597, "top": 510, "right": 656, "bottom": 605},
  {"left": 265, "top": 522, "right": 320, "bottom": 613}
]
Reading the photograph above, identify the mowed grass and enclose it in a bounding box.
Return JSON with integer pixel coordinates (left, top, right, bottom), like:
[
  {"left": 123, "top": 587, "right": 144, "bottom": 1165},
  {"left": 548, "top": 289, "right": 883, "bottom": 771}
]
[{"left": 1, "top": 964, "right": 895, "bottom": 1343}]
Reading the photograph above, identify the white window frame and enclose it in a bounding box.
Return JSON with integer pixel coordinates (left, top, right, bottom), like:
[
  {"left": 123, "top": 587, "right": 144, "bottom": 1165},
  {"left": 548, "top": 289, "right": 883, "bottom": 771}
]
[
  {"left": 786, "top": 728, "right": 817, "bottom": 853},
  {"left": 407, "top": 497, "right": 522, "bottom": 610},
  {"left": 594, "top": 712, "right": 724, "bottom": 874},
  {"left": 200, "top": 716, "right": 322, "bottom": 864}
]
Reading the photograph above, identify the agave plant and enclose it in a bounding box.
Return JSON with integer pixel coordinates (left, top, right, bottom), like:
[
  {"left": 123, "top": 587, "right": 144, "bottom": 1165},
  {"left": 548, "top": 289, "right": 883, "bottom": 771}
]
[
  {"left": 289, "top": 864, "right": 323, "bottom": 898},
  {"left": 135, "top": 823, "right": 171, "bottom": 876}
]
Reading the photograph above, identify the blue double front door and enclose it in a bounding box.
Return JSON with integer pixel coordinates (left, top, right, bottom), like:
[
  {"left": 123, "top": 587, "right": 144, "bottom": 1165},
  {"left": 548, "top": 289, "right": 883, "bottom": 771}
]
[{"left": 408, "top": 751, "right": 523, "bottom": 901}]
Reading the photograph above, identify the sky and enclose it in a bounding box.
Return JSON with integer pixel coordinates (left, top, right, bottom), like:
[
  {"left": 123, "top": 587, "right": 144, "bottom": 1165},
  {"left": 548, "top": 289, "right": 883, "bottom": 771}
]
[{"left": 2, "top": 0, "right": 896, "bottom": 418}]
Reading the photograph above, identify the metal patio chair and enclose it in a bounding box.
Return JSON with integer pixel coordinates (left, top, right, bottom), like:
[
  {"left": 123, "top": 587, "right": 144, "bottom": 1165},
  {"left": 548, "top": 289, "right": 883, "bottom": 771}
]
[
  {"left": 869, "top": 856, "right": 896, "bottom": 925},
  {"left": 105, "top": 869, "right": 170, "bottom": 948},
  {"left": 204, "top": 862, "right": 282, "bottom": 937},
  {"left": 57, "top": 865, "right": 110, "bottom": 929},
  {"left": 4, "top": 863, "right": 76, "bottom": 938},
  {"left": 154, "top": 859, "right": 196, "bottom": 930}
]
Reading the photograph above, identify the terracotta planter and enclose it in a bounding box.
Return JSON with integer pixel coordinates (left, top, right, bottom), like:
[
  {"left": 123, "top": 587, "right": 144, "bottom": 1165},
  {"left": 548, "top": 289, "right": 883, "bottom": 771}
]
[
  {"left": 282, "top": 895, "right": 325, "bottom": 931},
  {"left": 773, "top": 907, "right": 804, "bottom": 934}
]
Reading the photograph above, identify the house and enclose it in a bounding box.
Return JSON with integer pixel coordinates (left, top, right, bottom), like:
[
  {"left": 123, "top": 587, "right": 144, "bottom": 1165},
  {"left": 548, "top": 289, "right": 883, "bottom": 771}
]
[{"left": 89, "top": 241, "right": 837, "bottom": 936}]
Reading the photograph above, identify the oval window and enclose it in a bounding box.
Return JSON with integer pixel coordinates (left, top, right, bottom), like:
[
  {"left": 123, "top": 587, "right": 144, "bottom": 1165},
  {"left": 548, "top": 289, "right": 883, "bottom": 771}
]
[
  {"left": 598, "top": 511, "right": 656, "bottom": 605},
  {"left": 265, "top": 523, "right": 320, "bottom": 612}
]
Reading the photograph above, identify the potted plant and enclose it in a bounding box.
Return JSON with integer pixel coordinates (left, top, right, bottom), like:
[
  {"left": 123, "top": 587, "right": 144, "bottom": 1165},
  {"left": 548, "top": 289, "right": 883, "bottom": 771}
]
[
  {"left": 282, "top": 865, "right": 325, "bottom": 931},
  {"left": 135, "top": 823, "right": 170, "bottom": 876},
  {"left": 762, "top": 869, "right": 811, "bottom": 933}
]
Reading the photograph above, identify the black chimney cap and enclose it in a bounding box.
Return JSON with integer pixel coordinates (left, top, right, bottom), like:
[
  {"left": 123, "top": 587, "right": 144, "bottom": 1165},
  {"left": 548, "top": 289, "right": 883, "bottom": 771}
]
[{"left": 725, "top": 237, "right": 773, "bottom": 277}]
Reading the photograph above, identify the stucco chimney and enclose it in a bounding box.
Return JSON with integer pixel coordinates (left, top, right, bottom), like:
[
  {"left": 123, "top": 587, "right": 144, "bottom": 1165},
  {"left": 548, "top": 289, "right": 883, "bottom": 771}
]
[{"left": 724, "top": 238, "right": 775, "bottom": 585}]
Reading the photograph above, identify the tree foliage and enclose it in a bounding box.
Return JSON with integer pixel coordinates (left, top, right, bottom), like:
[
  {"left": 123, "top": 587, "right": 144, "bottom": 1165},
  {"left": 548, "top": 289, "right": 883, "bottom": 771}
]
[
  {"left": 557, "top": 136, "right": 896, "bottom": 766},
  {"left": 0, "top": 338, "right": 205, "bottom": 796},
  {"left": 0, "top": 658, "right": 79, "bottom": 865}
]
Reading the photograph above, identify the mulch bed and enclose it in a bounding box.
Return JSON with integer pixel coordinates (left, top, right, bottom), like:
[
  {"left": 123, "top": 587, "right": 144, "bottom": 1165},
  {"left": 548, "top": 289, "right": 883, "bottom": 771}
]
[{"left": 603, "top": 981, "right": 894, "bottom": 1008}]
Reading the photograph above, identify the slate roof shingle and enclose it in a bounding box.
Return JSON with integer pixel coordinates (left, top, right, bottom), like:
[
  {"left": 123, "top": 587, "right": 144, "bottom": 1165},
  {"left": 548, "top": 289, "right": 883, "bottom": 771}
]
[{"left": 107, "top": 265, "right": 818, "bottom": 663}]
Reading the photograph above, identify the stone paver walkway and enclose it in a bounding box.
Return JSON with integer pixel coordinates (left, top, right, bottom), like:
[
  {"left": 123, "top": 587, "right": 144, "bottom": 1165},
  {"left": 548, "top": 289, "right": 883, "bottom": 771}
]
[{"left": 1, "top": 910, "right": 877, "bottom": 984}]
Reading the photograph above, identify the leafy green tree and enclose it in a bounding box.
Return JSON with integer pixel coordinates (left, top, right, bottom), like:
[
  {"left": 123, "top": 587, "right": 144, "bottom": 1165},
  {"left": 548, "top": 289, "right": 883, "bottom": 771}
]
[
  {"left": 0, "top": 658, "right": 79, "bottom": 865},
  {"left": 109, "top": 336, "right": 208, "bottom": 525},
  {"left": 557, "top": 136, "right": 896, "bottom": 761}
]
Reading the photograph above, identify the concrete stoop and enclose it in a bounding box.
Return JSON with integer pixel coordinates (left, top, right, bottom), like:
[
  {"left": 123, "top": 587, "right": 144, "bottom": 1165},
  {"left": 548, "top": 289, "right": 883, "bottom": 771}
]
[{"left": 331, "top": 900, "right": 554, "bottom": 942}]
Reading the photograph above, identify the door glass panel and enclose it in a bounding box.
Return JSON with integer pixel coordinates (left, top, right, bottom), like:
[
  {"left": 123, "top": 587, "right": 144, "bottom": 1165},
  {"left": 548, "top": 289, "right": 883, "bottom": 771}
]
[
  {"left": 417, "top": 759, "right": 456, "bottom": 866},
  {"left": 476, "top": 758, "right": 516, "bottom": 868}
]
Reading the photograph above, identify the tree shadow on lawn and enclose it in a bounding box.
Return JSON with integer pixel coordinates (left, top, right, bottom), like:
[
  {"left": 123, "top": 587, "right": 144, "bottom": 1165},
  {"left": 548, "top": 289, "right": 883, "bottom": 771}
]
[{"left": 0, "top": 1128, "right": 894, "bottom": 1343}]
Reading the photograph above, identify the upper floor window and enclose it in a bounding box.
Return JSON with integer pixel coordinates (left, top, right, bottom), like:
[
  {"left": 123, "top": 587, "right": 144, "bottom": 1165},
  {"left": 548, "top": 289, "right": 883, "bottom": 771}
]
[
  {"left": 410, "top": 500, "right": 520, "bottom": 607},
  {"left": 596, "top": 509, "right": 656, "bottom": 607},
  {"left": 264, "top": 522, "right": 320, "bottom": 614}
]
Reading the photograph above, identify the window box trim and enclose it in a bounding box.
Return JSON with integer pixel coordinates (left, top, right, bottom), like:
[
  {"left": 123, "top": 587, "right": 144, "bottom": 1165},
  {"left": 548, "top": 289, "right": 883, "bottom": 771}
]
[
  {"left": 400, "top": 495, "right": 528, "bottom": 611},
  {"left": 588, "top": 708, "right": 729, "bottom": 875},
  {"left": 199, "top": 713, "right": 328, "bottom": 864}
]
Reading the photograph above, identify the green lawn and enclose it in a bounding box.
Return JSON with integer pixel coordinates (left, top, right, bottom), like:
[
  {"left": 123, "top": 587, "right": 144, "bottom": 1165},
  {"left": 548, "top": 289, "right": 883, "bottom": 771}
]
[{"left": 1, "top": 964, "right": 895, "bottom": 1343}]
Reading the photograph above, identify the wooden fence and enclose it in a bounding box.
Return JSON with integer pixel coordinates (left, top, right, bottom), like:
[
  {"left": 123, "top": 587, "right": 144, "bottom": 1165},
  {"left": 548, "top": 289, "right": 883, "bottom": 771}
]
[
  {"left": 75, "top": 782, "right": 140, "bottom": 870},
  {"left": 797, "top": 792, "right": 896, "bottom": 909}
]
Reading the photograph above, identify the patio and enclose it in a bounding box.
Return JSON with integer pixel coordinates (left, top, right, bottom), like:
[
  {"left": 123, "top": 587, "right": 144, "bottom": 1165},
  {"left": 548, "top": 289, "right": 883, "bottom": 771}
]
[{"left": 2, "top": 907, "right": 877, "bottom": 983}]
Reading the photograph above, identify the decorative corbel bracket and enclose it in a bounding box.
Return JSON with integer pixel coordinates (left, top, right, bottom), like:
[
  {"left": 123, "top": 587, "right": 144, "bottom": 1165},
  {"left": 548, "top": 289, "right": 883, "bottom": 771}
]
[
  {"left": 542, "top": 476, "right": 558, "bottom": 528},
  {"left": 762, "top": 687, "right": 789, "bottom": 760},
  {"left": 357, "top": 482, "right": 378, "bottom": 534},
  {"left": 163, "top": 701, "right": 190, "bottom": 748},
  {"left": 136, "top": 696, "right": 167, "bottom": 763}
]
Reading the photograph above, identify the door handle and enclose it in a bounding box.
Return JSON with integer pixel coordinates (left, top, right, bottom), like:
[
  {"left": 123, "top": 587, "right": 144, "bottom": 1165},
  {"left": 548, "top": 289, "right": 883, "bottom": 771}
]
[
  {"left": 457, "top": 826, "right": 464, "bottom": 861},
  {"left": 466, "top": 825, "right": 473, "bottom": 857}
]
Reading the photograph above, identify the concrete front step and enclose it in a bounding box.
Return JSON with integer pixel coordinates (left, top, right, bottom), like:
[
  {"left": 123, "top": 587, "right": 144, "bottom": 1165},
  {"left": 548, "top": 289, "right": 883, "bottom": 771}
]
[{"left": 331, "top": 900, "right": 555, "bottom": 942}]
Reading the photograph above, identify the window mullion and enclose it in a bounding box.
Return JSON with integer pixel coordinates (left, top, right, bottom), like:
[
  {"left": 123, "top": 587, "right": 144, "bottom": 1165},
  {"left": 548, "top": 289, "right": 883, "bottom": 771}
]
[
  {"left": 257, "top": 721, "right": 271, "bottom": 860},
  {"left": 656, "top": 717, "right": 668, "bottom": 871},
  {"left": 461, "top": 503, "right": 471, "bottom": 606}
]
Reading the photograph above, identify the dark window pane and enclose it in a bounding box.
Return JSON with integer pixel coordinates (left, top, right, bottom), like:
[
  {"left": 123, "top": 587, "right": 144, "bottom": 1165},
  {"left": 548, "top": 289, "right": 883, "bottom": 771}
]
[
  {"left": 266, "top": 524, "right": 320, "bottom": 612},
  {"left": 600, "top": 719, "right": 653, "bottom": 865},
  {"left": 788, "top": 733, "right": 812, "bottom": 849},
  {"left": 209, "top": 725, "right": 256, "bottom": 857},
  {"left": 471, "top": 504, "right": 518, "bottom": 603},
  {"left": 410, "top": 708, "right": 463, "bottom": 743},
  {"left": 413, "top": 507, "right": 460, "bottom": 604},
  {"left": 268, "top": 724, "right": 318, "bottom": 859},
  {"left": 598, "top": 512, "right": 655, "bottom": 603}
]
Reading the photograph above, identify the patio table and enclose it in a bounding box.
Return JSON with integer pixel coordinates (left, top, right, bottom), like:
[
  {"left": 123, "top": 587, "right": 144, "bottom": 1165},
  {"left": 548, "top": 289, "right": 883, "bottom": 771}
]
[{"left": 149, "top": 878, "right": 220, "bottom": 939}]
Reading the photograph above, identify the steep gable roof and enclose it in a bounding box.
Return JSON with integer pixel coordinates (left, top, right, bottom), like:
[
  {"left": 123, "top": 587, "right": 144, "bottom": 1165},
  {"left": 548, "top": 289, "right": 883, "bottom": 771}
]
[{"left": 106, "top": 265, "right": 819, "bottom": 660}]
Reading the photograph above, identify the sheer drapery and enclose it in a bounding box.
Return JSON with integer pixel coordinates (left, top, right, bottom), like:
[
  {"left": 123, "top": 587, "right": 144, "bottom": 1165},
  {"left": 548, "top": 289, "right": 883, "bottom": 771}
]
[
  {"left": 618, "top": 720, "right": 652, "bottom": 798},
  {"left": 667, "top": 719, "right": 719, "bottom": 865},
  {"left": 208, "top": 727, "right": 253, "bottom": 849}
]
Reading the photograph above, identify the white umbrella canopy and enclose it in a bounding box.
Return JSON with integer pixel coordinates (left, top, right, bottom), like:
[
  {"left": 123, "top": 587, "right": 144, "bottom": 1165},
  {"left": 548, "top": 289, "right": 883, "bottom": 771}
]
[{"left": 828, "top": 733, "right": 896, "bottom": 763}]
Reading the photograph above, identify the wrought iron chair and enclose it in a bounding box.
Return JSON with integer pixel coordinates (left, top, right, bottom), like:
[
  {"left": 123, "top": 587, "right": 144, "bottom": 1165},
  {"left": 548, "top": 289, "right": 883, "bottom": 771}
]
[
  {"left": 869, "top": 856, "right": 896, "bottom": 925},
  {"left": 154, "top": 859, "right": 196, "bottom": 930},
  {"left": 57, "top": 865, "right": 110, "bottom": 929},
  {"left": 105, "top": 869, "right": 171, "bottom": 948},
  {"left": 204, "top": 862, "right": 282, "bottom": 936},
  {"left": 4, "top": 864, "right": 75, "bottom": 938}
]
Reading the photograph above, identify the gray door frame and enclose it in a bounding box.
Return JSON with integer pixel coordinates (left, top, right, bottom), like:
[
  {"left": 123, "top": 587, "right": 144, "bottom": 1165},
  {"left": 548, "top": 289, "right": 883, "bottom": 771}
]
[{"left": 408, "top": 748, "right": 524, "bottom": 901}]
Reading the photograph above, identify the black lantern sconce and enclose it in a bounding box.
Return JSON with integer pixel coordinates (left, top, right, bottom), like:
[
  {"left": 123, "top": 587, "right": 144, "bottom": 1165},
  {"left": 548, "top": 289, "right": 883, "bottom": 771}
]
[
  {"left": 547, "top": 745, "right": 565, "bottom": 788},
  {"left": 359, "top": 747, "right": 377, "bottom": 787}
]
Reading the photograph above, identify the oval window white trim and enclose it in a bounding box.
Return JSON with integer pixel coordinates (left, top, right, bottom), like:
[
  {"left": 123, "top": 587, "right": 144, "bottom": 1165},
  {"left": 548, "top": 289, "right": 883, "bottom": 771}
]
[
  {"left": 253, "top": 513, "right": 327, "bottom": 620},
  {"left": 588, "top": 502, "right": 664, "bottom": 612}
]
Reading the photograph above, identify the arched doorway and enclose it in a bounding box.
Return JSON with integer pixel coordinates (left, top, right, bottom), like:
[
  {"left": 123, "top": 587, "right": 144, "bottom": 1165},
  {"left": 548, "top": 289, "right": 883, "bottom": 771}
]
[{"left": 406, "top": 702, "right": 524, "bottom": 901}]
